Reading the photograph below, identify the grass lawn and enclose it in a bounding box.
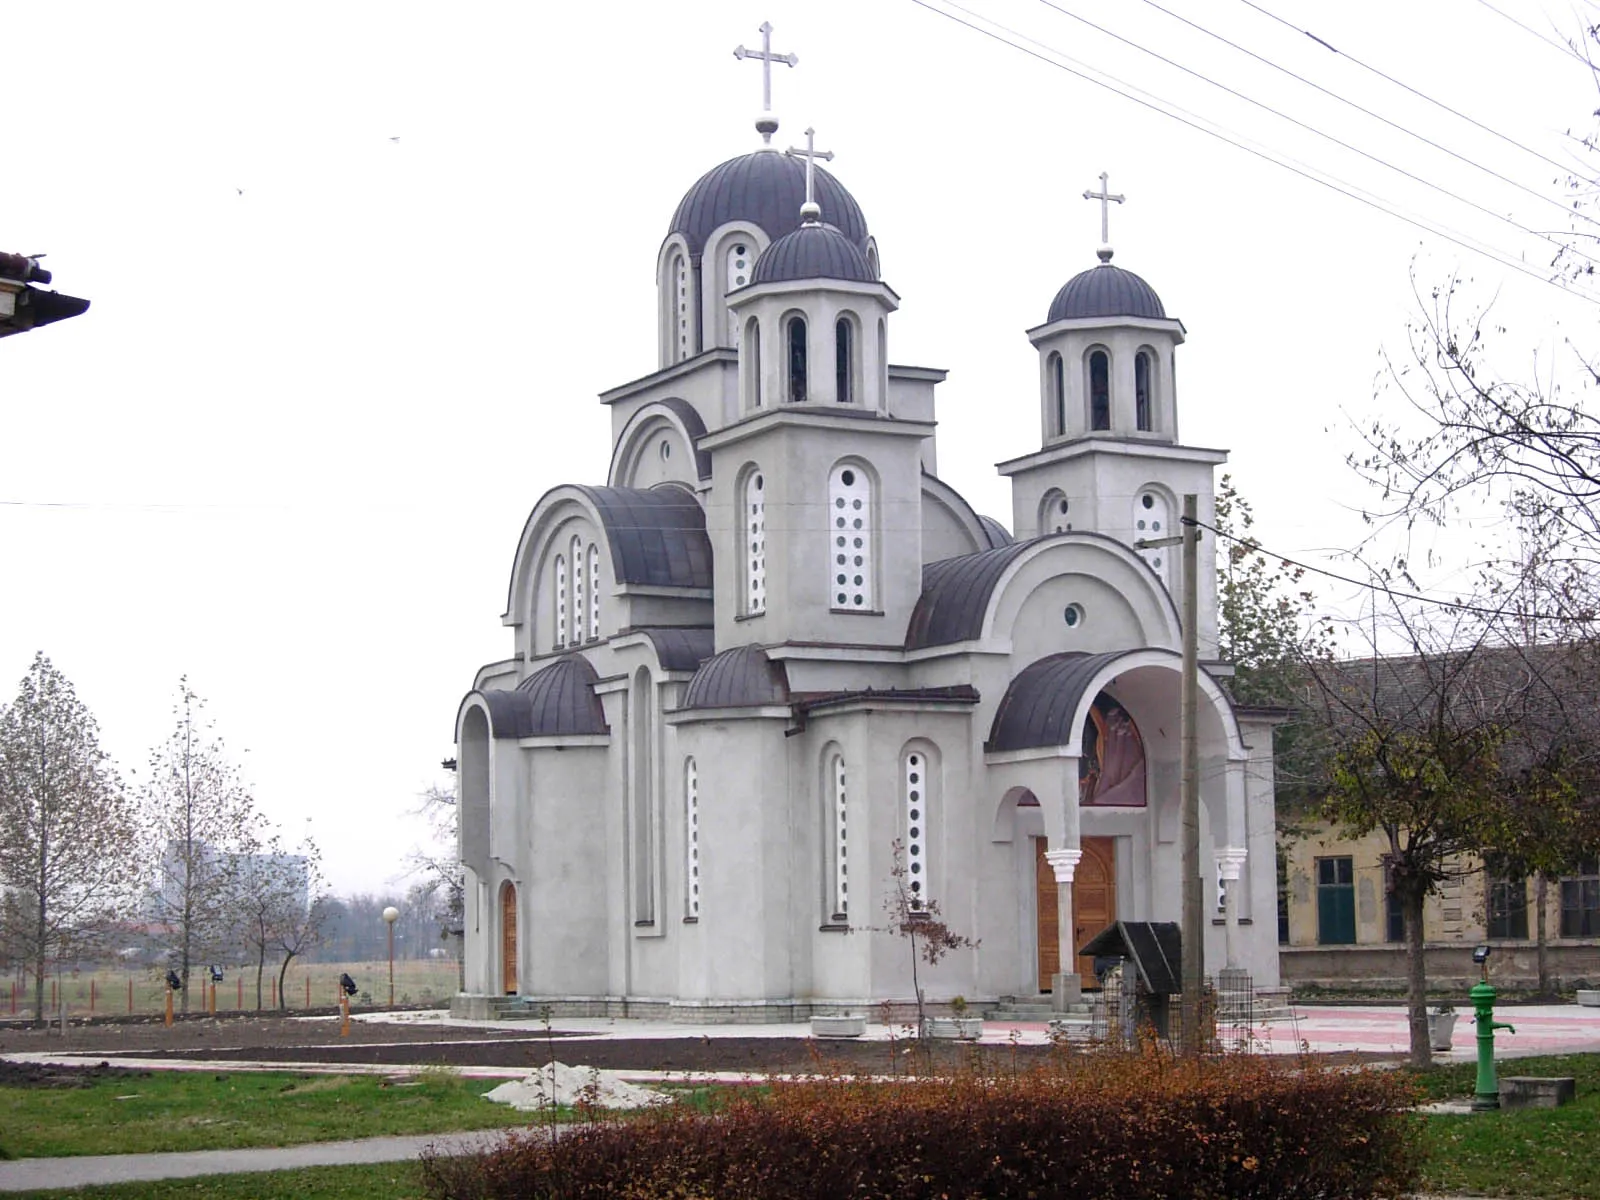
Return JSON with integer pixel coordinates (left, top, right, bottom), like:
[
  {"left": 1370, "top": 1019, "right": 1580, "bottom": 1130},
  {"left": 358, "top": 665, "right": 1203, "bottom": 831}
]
[
  {"left": 0, "top": 1070, "right": 549, "bottom": 1158},
  {"left": 1413, "top": 1053, "right": 1600, "bottom": 1199},
  {"left": 9, "top": 1162, "right": 426, "bottom": 1199}
]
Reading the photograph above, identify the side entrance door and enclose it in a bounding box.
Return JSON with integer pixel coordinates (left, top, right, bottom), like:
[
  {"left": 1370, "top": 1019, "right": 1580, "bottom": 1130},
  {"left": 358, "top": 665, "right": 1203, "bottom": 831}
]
[{"left": 500, "top": 882, "right": 518, "bottom": 995}]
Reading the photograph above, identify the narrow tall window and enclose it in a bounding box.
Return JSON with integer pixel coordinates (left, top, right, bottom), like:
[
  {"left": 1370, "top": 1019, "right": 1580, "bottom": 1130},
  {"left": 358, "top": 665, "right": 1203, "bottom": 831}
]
[
  {"left": 904, "top": 750, "right": 927, "bottom": 911},
  {"left": 828, "top": 464, "right": 873, "bottom": 610},
  {"left": 586, "top": 543, "right": 601, "bottom": 640},
  {"left": 672, "top": 253, "right": 689, "bottom": 363},
  {"left": 1135, "top": 351, "right": 1153, "bottom": 431},
  {"left": 1134, "top": 491, "right": 1170, "bottom": 580},
  {"left": 726, "top": 242, "right": 751, "bottom": 346},
  {"left": 1049, "top": 352, "right": 1065, "bottom": 436},
  {"left": 835, "top": 317, "right": 853, "bottom": 403},
  {"left": 632, "top": 671, "right": 655, "bottom": 924},
  {"left": 684, "top": 758, "right": 700, "bottom": 919},
  {"left": 877, "top": 319, "right": 887, "bottom": 409},
  {"left": 787, "top": 316, "right": 808, "bottom": 402},
  {"left": 1089, "top": 349, "right": 1110, "bottom": 431},
  {"left": 569, "top": 535, "right": 585, "bottom": 646},
  {"left": 830, "top": 753, "right": 849, "bottom": 920},
  {"left": 1315, "top": 857, "right": 1355, "bottom": 945},
  {"left": 746, "top": 318, "right": 762, "bottom": 409},
  {"left": 1560, "top": 860, "right": 1599, "bottom": 936},
  {"left": 745, "top": 470, "right": 767, "bottom": 615},
  {"left": 554, "top": 554, "right": 568, "bottom": 647},
  {"left": 1487, "top": 878, "right": 1528, "bottom": 939}
]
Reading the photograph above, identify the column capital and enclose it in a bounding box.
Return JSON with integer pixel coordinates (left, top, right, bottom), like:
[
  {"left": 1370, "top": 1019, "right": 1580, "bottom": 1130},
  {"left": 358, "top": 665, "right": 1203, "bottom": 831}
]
[
  {"left": 1216, "top": 845, "right": 1248, "bottom": 880},
  {"left": 1044, "top": 847, "right": 1083, "bottom": 884}
]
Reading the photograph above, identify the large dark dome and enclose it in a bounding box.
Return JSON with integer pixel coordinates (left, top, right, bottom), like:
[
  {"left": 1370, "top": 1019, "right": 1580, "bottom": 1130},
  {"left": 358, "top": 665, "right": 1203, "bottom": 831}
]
[
  {"left": 668, "top": 151, "right": 869, "bottom": 255},
  {"left": 752, "top": 222, "right": 875, "bottom": 285},
  {"left": 1047, "top": 262, "right": 1166, "bottom": 323}
]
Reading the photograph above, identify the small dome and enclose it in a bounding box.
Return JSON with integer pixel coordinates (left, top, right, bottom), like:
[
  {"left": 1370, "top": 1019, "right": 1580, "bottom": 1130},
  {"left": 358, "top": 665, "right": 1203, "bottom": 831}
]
[
  {"left": 752, "top": 222, "right": 875, "bottom": 285},
  {"left": 1047, "top": 262, "right": 1166, "bottom": 323},
  {"left": 682, "top": 644, "right": 789, "bottom": 710},
  {"left": 668, "top": 152, "right": 869, "bottom": 255}
]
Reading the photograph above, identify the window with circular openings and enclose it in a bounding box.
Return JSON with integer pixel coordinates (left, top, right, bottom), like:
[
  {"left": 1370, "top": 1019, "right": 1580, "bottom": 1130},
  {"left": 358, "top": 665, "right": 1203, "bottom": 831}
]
[
  {"left": 904, "top": 751, "right": 927, "bottom": 910},
  {"left": 728, "top": 242, "right": 749, "bottom": 290},
  {"left": 1064, "top": 603, "right": 1085, "bottom": 628},
  {"left": 554, "top": 554, "right": 568, "bottom": 647},
  {"left": 828, "top": 464, "right": 873, "bottom": 610},
  {"left": 745, "top": 471, "right": 766, "bottom": 615},
  {"left": 684, "top": 758, "right": 700, "bottom": 919},
  {"left": 1134, "top": 490, "right": 1171, "bottom": 581},
  {"left": 831, "top": 754, "right": 849, "bottom": 919}
]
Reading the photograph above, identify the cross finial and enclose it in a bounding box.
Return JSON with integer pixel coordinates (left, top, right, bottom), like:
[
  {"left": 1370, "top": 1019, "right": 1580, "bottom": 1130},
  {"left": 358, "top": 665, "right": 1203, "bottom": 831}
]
[
  {"left": 1082, "top": 171, "right": 1126, "bottom": 262},
  {"left": 785, "top": 126, "right": 834, "bottom": 224},
  {"left": 734, "top": 21, "right": 798, "bottom": 146}
]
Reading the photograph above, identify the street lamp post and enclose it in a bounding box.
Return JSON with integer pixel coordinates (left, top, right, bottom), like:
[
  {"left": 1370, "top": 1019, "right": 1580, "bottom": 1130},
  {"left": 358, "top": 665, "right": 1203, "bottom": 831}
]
[{"left": 383, "top": 906, "right": 399, "bottom": 1009}]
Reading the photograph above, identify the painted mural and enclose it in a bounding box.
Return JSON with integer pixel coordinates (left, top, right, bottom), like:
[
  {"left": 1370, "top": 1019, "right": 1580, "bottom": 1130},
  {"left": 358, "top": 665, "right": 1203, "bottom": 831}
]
[{"left": 1079, "top": 693, "right": 1146, "bottom": 807}]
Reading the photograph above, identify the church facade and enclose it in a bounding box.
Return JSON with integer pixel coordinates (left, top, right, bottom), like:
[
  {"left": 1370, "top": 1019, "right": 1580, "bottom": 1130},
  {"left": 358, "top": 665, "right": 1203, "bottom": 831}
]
[{"left": 453, "top": 47, "right": 1280, "bottom": 1020}]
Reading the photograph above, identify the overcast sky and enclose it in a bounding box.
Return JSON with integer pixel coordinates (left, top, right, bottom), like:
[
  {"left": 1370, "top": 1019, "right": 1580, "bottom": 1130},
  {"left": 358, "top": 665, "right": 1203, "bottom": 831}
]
[{"left": 4, "top": 0, "right": 1595, "bottom": 895}]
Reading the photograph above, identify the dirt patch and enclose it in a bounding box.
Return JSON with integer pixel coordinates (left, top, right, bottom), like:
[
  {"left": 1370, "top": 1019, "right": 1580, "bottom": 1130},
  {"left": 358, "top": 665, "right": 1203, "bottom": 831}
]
[{"left": 0, "top": 1059, "right": 154, "bottom": 1090}]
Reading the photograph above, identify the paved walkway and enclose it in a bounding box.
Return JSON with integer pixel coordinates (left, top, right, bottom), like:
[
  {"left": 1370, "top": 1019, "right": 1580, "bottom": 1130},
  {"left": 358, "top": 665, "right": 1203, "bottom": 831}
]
[{"left": 0, "top": 1130, "right": 513, "bottom": 1193}]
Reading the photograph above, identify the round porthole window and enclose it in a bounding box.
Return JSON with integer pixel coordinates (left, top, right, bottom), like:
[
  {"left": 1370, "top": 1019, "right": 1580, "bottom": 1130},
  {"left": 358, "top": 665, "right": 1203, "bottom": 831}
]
[
  {"left": 1058, "top": 499, "right": 1069, "bottom": 514},
  {"left": 841, "top": 469, "right": 855, "bottom": 486},
  {"left": 1142, "top": 493, "right": 1155, "bottom": 510},
  {"left": 1064, "top": 603, "right": 1085, "bottom": 628},
  {"left": 659, "top": 441, "right": 671, "bottom": 461}
]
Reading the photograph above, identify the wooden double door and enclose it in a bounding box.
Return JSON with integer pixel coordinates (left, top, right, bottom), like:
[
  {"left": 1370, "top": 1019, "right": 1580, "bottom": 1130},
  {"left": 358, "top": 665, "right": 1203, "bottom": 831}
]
[
  {"left": 500, "top": 882, "right": 518, "bottom": 995},
  {"left": 1036, "top": 836, "right": 1116, "bottom": 992}
]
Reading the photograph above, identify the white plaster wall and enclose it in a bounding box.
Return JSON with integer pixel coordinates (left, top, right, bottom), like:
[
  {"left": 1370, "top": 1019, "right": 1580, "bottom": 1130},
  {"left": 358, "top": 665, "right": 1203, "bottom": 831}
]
[{"left": 525, "top": 746, "right": 610, "bottom": 995}]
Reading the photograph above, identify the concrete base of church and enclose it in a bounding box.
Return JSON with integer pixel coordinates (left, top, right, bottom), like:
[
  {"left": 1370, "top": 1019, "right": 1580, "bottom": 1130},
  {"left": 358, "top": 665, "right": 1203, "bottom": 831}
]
[
  {"left": 449, "top": 993, "right": 1008, "bottom": 1025},
  {"left": 1050, "top": 974, "right": 1083, "bottom": 1012}
]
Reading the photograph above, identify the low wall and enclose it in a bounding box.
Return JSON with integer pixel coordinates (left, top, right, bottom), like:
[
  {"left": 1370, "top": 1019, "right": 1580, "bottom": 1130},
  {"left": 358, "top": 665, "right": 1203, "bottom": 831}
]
[{"left": 1280, "top": 940, "right": 1600, "bottom": 993}]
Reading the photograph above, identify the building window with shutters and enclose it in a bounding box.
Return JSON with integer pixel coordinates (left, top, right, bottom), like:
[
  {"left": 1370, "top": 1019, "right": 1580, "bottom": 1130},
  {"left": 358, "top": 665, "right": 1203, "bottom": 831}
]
[
  {"left": 1560, "top": 861, "right": 1599, "bottom": 937},
  {"left": 1488, "top": 877, "right": 1529, "bottom": 939},
  {"left": 1316, "top": 856, "right": 1355, "bottom": 945}
]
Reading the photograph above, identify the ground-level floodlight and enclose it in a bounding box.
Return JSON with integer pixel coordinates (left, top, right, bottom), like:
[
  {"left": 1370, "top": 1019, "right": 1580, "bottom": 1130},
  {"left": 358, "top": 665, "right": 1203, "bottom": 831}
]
[{"left": 383, "top": 906, "right": 400, "bottom": 1009}]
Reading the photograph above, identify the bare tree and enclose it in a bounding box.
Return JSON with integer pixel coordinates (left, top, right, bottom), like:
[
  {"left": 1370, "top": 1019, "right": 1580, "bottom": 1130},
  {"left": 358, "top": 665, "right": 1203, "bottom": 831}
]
[
  {"left": 141, "top": 679, "right": 260, "bottom": 1013},
  {"left": 236, "top": 829, "right": 323, "bottom": 1010},
  {"left": 404, "top": 782, "right": 464, "bottom": 988},
  {"left": 0, "top": 653, "right": 140, "bottom": 1022},
  {"left": 273, "top": 889, "right": 331, "bottom": 1010}
]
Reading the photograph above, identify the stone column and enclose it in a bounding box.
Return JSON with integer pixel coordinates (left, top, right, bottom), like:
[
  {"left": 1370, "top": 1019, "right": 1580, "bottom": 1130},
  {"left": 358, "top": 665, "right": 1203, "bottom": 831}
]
[
  {"left": 1044, "top": 847, "right": 1083, "bottom": 1011},
  {"left": 1216, "top": 846, "right": 1249, "bottom": 970}
]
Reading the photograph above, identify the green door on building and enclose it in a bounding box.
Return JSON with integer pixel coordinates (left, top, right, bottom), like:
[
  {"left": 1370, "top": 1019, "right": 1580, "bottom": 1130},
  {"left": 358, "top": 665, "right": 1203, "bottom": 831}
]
[{"left": 1316, "top": 857, "right": 1356, "bottom": 945}]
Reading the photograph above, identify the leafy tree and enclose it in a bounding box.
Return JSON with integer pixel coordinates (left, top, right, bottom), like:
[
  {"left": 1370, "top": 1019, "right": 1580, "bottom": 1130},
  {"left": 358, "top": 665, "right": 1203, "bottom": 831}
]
[
  {"left": 0, "top": 653, "right": 140, "bottom": 1021},
  {"left": 141, "top": 678, "right": 261, "bottom": 1013}
]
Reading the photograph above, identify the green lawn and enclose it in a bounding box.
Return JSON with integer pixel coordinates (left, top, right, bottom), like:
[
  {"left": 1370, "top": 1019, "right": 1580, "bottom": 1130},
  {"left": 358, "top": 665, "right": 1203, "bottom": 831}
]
[
  {"left": 8, "top": 1162, "right": 424, "bottom": 1200},
  {"left": 1412, "top": 1054, "right": 1600, "bottom": 1199},
  {"left": 0, "top": 1070, "right": 548, "bottom": 1158}
]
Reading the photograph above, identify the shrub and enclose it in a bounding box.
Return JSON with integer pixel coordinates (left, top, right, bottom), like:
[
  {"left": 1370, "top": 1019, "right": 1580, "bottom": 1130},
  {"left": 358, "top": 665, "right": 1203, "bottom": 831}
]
[{"left": 419, "top": 1047, "right": 1421, "bottom": 1199}]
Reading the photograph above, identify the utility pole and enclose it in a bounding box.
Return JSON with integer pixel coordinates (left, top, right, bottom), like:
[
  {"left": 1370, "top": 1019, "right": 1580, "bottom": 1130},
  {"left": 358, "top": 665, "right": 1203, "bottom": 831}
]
[
  {"left": 1179, "top": 493, "right": 1203, "bottom": 1055},
  {"left": 1135, "top": 494, "right": 1204, "bottom": 1054}
]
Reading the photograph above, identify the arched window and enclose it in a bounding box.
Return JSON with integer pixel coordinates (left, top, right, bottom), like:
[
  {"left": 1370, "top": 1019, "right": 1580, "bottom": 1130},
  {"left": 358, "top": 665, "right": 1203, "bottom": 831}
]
[
  {"left": 786, "top": 315, "right": 808, "bottom": 403},
  {"left": 1135, "top": 350, "right": 1153, "bottom": 431},
  {"left": 632, "top": 669, "right": 655, "bottom": 923},
  {"left": 744, "top": 318, "right": 762, "bottom": 409},
  {"left": 744, "top": 469, "right": 767, "bottom": 615},
  {"left": 1134, "top": 489, "right": 1171, "bottom": 581},
  {"left": 1048, "top": 352, "right": 1065, "bottom": 436},
  {"left": 828, "top": 463, "right": 874, "bottom": 610},
  {"left": 671, "top": 252, "right": 689, "bottom": 364},
  {"left": 829, "top": 752, "right": 849, "bottom": 920},
  {"left": 877, "top": 318, "right": 887, "bottom": 409},
  {"left": 726, "top": 242, "right": 752, "bottom": 347},
  {"left": 1040, "top": 489, "right": 1070, "bottom": 534},
  {"left": 835, "top": 317, "right": 854, "bottom": 403},
  {"left": 684, "top": 758, "right": 700, "bottom": 920},
  {"left": 554, "top": 553, "right": 568, "bottom": 647},
  {"left": 904, "top": 748, "right": 928, "bottom": 911},
  {"left": 1089, "top": 349, "right": 1110, "bottom": 431},
  {"left": 586, "top": 543, "right": 601, "bottom": 640},
  {"left": 569, "top": 535, "right": 585, "bottom": 646}
]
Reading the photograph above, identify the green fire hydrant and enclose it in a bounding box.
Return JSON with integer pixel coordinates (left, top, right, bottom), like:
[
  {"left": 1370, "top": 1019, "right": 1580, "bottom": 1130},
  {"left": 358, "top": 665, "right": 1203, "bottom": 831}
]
[{"left": 1471, "top": 979, "right": 1516, "bottom": 1111}]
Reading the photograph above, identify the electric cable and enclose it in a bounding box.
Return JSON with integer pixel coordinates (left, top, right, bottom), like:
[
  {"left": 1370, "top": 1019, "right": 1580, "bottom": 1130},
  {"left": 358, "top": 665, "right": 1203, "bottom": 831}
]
[
  {"left": 910, "top": 0, "right": 1600, "bottom": 306},
  {"left": 1472, "top": 0, "right": 1596, "bottom": 68}
]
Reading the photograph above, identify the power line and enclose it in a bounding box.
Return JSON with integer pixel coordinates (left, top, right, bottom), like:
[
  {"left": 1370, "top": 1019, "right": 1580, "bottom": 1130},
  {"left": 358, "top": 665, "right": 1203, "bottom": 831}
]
[
  {"left": 1137, "top": 0, "right": 1600, "bottom": 236},
  {"left": 1236, "top": 0, "right": 1588, "bottom": 185},
  {"left": 1472, "top": 0, "right": 1596, "bottom": 68},
  {"left": 910, "top": 0, "right": 1600, "bottom": 306},
  {"left": 1034, "top": 0, "right": 1600, "bottom": 273},
  {"left": 1196, "top": 515, "right": 1592, "bottom": 623}
]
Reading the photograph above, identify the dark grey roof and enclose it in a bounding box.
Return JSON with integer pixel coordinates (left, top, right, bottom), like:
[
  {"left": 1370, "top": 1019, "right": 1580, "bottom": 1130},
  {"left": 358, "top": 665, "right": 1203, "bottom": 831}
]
[
  {"left": 1078, "top": 921, "right": 1182, "bottom": 994},
  {"left": 575, "top": 485, "right": 713, "bottom": 590},
  {"left": 638, "top": 627, "right": 715, "bottom": 673},
  {"left": 986, "top": 651, "right": 1128, "bottom": 752},
  {"left": 480, "top": 655, "right": 608, "bottom": 739},
  {"left": 1047, "top": 262, "right": 1166, "bottom": 323},
  {"left": 681, "top": 644, "right": 789, "bottom": 710},
  {"left": 751, "top": 222, "right": 875, "bottom": 285},
  {"left": 978, "top": 515, "right": 1014, "bottom": 549},
  {"left": 668, "top": 152, "right": 869, "bottom": 256},
  {"left": 904, "top": 540, "right": 1037, "bottom": 649}
]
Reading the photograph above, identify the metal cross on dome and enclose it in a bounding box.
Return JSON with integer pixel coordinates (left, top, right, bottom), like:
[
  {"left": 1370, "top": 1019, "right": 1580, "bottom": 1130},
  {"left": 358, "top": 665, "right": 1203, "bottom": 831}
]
[
  {"left": 734, "top": 21, "right": 798, "bottom": 145},
  {"left": 786, "top": 126, "right": 834, "bottom": 223},
  {"left": 1083, "top": 170, "right": 1126, "bottom": 257}
]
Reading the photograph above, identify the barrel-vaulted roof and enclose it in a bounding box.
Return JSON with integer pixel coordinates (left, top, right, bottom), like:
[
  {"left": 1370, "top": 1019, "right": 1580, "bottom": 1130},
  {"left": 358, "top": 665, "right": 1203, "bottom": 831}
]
[
  {"left": 575, "top": 485, "right": 714, "bottom": 590},
  {"left": 986, "top": 650, "right": 1129, "bottom": 752},
  {"left": 681, "top": 644, "right": 790, "bottom": 710},
  {"left": 479, "top": 654, "right": 608, "bottom": 740}
]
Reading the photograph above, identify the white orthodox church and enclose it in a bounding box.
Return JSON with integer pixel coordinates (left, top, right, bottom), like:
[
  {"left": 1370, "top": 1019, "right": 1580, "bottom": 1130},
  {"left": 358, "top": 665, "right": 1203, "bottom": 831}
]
[{"left": 452, "top": 28, "right": 1281, "bottom": 1020}]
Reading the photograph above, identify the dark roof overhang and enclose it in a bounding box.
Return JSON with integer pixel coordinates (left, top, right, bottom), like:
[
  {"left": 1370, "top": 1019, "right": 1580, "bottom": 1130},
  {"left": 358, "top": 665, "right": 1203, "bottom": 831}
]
[
  {"left": 681, "top": 644, "right": 789, "bottom": 710},
  {"left": 575, "top": 485, "right": 714, "bottom": 590},
  {"left": 478, "top": 654, "right": 609, "bottom": 739},
  {"left": 986, "top": 650, "right": 1133, "bottom": 753},
  {"left": 904, "top": 539, "right": 1037, "bottom": 649}
]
